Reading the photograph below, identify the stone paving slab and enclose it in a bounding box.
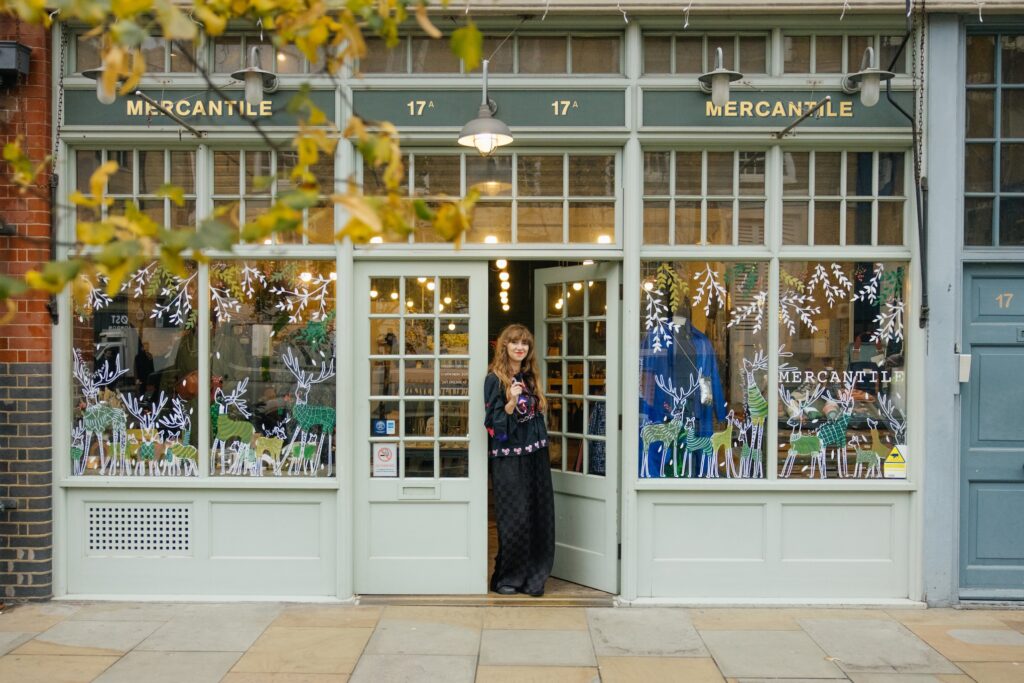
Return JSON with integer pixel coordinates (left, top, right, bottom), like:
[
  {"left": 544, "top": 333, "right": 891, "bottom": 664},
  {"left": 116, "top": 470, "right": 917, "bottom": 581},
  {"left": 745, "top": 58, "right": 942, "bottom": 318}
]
[
  {"left": 93, "top": 650, "right": 242, "bottom": 683},
  {"left": 587, "top": 607, "right": 707, "bottom": 656},
  {"left": 222, "top": 674, "right": 350, "bottom": 682},
  {"left": 954, "top": 660, "right": 1024, "bottom": 682},
  {"left": 799, "top": 618, "right": 963, "bottom": 674},
  {"left": 14, "top": 618, "right": 163, "bottom": 656},
  {"left": 348, "top": 654, "right": 476, "bottom": 683},
  {"left": 364, "top": 618, "right": 481, "bottom": 656},
  {"left": 232, "top": 626, "right": 372, "bottom": 675},
  {"left": 0, "top": 652, "right": 120, "bottom": 683},
  {"left": 845, "top": 674, "right": 974, "bottom": 682},
  {"left": 0, "top": 631, "right": 34, "bottom": 656},
  {"left": 479, "top": 628, "right": 597, "bottom": 666},
  {"left": 136, "top": 607, "right": 279, "bottom": 652},
  {"left": 475, "top": 664, "right": 600, "bottom": 682},
  {"left": 599, "top": 656, "right": 725, "bottom": 682},
  {"left": 0, "top": 603, "right": 81, "bottom": 632},
  {"left": 903, "top": 623, "right": 1024, "bottom": 662},
  {"left": 701, "top": 630, "right": 846, "bottom": 679}
]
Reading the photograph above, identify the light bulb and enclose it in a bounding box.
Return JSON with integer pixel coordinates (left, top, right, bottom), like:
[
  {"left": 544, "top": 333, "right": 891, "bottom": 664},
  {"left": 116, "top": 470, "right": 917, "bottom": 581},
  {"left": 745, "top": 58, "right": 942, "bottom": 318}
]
[
  {"left": 495, "top": 259, "right": 508, "bottom": 269},
  {"left": 448, "top": 322, "right": 456, "bottom": 331},
  {"left": 502, "top": 304, "right": 510, "bottom": 312},
  {"left": 369, "top": 289, "right": 379, "bottom": 298},
  {"left": 711, "top": 73, "right": 730, "bottom": 108},
  {"left": 299, "top": 272, "right": 313, "bottom": 282},
  {"left": 643, "top": 281, "right": 655, "bottom": 291},
  {"left": 370, "top": 236, "right": 384, "bottom": 244},
  {"left": 484, "top": 235, "right": 498, "bottom": 244},
  {"left": 501, "top": 281, "right": 510, "bottom": 291},
  {"left": 860, "top": 73, "right": 881, "bottom": 107},
  {"left": 582, "top": 259, "right": 594, "bottom": 265},
  {"left": 390, "top": 291, "right": 398, "bottom": 300},
  {"left": 426, "top": 281, "right": 435, "bottom": 291},
  {"left": 555, "top": 300, "right": 563, "bottom": 310},
  {"left": 438, "top": 303, "right": 444, "bottom": 311},
  {"left": 572, "top": 282, "right": 583, "bottom": 291},
  {"left": 97, "top": 78, "right": 116, "bottom": 105},
  {"left": 499, "top": 272, "right": 509, "bottom": 282},
  {"left": 597, "top": 234, "right": 612, "bottom": 244},
  {"left": 473, "top": 134, "right": 498, "bottom": 156},
  {"left": 417, "top": 277, "right": 427, "bottom": 283},
  {"left": 330, "top": 272, "right": 337, "bottom": 281},
  {"left": 263, "top": 238, "right": 272, "bottom": 245},
  {"left": 406, "top": 300, "right": 414, "bottom": 308},
  {"left": 244, "top": 70, "right": 264, "bottom": 108},
  {"left": 443, "top": 296, "right": 452, "bottom": 305}
]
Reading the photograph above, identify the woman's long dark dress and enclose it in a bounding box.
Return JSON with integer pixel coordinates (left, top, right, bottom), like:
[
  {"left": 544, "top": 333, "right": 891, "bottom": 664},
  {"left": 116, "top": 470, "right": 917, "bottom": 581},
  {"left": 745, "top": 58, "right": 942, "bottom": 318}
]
[{"left": 484, "top": 372, "right": 555, "bottom": 595}]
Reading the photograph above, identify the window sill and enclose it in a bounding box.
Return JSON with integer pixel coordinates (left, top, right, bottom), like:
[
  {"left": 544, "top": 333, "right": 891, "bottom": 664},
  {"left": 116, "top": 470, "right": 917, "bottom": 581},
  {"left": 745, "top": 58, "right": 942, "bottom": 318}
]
[
  {"left": 58, "top": 477, "right": 341, "bottom": 490},
  {"left": 631, "top": 478, "right": 916, "bottom": 492}
]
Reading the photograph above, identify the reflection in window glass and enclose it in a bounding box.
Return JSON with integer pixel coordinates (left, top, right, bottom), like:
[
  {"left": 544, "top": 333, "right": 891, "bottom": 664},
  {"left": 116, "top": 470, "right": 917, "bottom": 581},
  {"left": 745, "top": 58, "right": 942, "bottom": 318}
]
[
  {"left": 209, "top": 261, "right": 337, "bottom": 478},
  {"left": 777, "top": 261, "right": 907, "bottom": 480},
  {"left": 71, "top": 263, "right": 198, "bottom": 477},
  {"left": 639, "top": 261, "right": 769, "bottom": 479}
]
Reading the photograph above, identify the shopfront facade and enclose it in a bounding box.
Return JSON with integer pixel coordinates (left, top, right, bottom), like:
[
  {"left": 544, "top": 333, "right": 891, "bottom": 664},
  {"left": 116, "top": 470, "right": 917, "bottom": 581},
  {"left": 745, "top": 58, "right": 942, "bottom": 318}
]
[{"left": 51, "top": 9, "right": 926, "bottom": 603}]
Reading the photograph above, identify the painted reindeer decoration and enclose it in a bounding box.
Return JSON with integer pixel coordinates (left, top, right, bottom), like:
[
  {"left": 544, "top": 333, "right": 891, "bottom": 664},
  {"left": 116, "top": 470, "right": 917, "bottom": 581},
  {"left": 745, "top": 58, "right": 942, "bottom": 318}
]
[
  {"left": 742, "top": 351, "right": 770, "bottom": 467},
  {"left": 640, "top": 373, "right": 701, "bottom": 478},
  {"left": 212, "top": 378, "right": 255, "bottom": 474},
  {"left": 70, "top": 422, "right": 86, "bottom": 476},
  {"left": 282, "top": 348, "right": 336, "bottom": 476},
  {"left": 684, "top": 415, "right": 716, "bottom": 479},
  {"left": 853, "top": 418, "right": 884, "bottom": 478},
  {"left": 160, "top": 397, "right": 198, "bottom": 476},
  {"left": 710, "top": 410, "right": 736, "bottom": 478},
  {"left": 779, "top": 384, "right": 827, "bottom": 478},
  {"left": 121, "top": 392, "right": 169, "bottom": 476},
  {"left": 73, "top": 349, "right": 129, "bottom": 475},
  {"left": 817, "top": 383, "right": 856, "bottom": 478}
]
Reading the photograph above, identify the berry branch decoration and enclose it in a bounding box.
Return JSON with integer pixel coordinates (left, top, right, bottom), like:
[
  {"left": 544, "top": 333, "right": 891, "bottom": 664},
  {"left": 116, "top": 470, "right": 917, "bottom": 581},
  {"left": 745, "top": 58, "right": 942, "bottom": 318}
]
[
  {"left": 728, "top": 290, "right": 767, "bottom": 333},
  {"left": 643, "top": 287, "right": 681, "bottom": 353},
  {"left": 692, "top": 264, "right": 728, "bottom": 316},
  {"left": 807, "top": 263, "right": 854, "bottom": 308},
  {"left": 270, "top": 274, "right": 333, "bottom": 324}
]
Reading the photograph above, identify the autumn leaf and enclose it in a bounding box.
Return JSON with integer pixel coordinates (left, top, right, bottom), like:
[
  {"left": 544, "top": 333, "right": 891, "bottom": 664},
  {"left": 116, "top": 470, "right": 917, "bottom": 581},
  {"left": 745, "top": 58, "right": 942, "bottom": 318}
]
[
  {"left": 415, "top": 4, "right": 442, "bottom": 39},
  {"left": 333, "top": 195, "right": 383, "bottom": 232},
  {"left": 451, "top": 22, "right": 483, "bottom": 71}
]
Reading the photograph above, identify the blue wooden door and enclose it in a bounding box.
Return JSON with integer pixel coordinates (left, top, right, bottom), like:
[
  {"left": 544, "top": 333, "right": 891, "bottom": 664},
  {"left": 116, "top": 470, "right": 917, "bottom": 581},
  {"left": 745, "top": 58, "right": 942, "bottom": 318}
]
[{"left": 960, "top": 265, "right": 1024, "bottom": 598}]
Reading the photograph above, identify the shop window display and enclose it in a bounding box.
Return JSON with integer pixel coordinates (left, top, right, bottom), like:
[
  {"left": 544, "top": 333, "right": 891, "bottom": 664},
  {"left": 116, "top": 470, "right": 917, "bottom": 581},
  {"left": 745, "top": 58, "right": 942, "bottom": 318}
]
[
  {"left": 71, "top": 263, "right": 199, "bottom": 477},
  {"left": 776, "top": 261, "right": 907, "bottom": 479},
  {"left": 639, "top": 261, "right": 769, "bottom": 479},
  {"left": 209, "top": 261, "right": 337, "bottom": 477}
]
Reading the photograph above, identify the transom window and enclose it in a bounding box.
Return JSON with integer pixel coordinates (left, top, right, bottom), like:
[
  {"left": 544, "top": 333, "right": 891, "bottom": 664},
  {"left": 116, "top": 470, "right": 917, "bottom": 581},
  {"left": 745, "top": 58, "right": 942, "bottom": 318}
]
[
  {"left": 643, "top": 33, "right": 769, "bottom": 75},
  {"left": 212, "top": 34, "right": 324, "bottom": 75},
  {"left": 964, "top": 32, "right": 1024, "bottom": 246},
  {"left": 782, "top": 151, "right": 907, "bottom": 246},
  {"left": 75, "top": 34, "right": 196, "bottom": 74},
  {"left": 361, "top": 152, "right": 617, "bottom": 246},
  {"left": 642, "top": 150, "right": 767, "bottom": 246},
  {"left": 361, "top": 33, "right": 622, "bottom": 75},
  {"left": 782, "top": 33, "right": 909, "bottom": 75}
]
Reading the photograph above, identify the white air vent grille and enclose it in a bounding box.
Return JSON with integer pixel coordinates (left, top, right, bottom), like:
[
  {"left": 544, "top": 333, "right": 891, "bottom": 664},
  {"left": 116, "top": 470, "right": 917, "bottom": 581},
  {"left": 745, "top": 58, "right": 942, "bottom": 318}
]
[{"left": 87, "top": 504, "right": 191, "bottom": 556}]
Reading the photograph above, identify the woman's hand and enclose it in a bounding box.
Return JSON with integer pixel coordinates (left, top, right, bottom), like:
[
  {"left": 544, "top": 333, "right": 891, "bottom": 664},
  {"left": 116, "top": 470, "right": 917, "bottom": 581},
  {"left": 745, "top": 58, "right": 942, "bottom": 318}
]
[{"left": 506, "top": 380, "right": 524, "bottom": 402}]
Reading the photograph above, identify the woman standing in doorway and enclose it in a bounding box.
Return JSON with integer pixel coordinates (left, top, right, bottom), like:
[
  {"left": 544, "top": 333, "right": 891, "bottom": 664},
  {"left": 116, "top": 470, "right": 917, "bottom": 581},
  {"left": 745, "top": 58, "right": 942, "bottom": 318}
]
[{"left": 485, "top": 324, "right": 555, "bottom": 597}]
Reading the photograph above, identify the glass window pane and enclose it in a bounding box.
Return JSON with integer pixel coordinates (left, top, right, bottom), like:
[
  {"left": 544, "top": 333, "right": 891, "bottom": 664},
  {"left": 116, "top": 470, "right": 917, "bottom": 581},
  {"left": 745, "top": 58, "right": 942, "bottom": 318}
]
[
  {"left": 643, "top": 201, "right": 670, "bottom": 244},
  {"left": 589, "top": 281, "right": 607, "bottom": 317},
  {"left": 643, "top": 152, "right": 671, "bottom": 195},
  {"left": 878, "top": 153, "right": 905, "bottom": 197},
  {"left": 139, "top": 151, "right": 165, "bottom": 195},
  {"left": 676, "top": 36, "right": 703, "bottom": 73},
  {"left": 778, "top": 261, "right": 908, "bottom": 480},
  {"left": 572, "top": 37, "right": 619, "bottom": 74},
  {"left": 517, "top": 202, "right": 563, "bottom": 243},
  {"left": 586, "top": 436, "right": 606, "bottom": 476},
  {"left": 548, "top": 437, "right": 563, "bottom": 470},
  {"left": 967, "top": 90, "right": 996, "bottom": 138},
  {"left": 440, "top": 441, "right": 469, "bottom": 478},
  {"left": 566, "top": 361, "right": 584, "bottom": 395},
  {"left": 440, "top": 359, "right": 469, "bottom": 396},
  {"left": 411, "top": 36, "right": 460, "bottom": 73},
  {"left": 783, "top": 152, "right": 809, "bottom": 196},
  {"left": 815, "top": 35, "right": 842, "bottom": 73},
  {"left": 674, "top": 201, "right": 701, "bottom": 245},
  {"left": 676, "top": 152, "right": 702, "bottom": 196},
  {"left": 214, "top": 36, "right": 242, "bottom": 73},
  {"left": 847, "top": 152, "right": 874, "bottom": 197},
  {"left": 966, "top": 143, "right": 994, "bottom": 192},
  {"left": 847, "top": 35, "right": 872, "bottom": 73},
  {"left": 566, "top": 321, "right": 584, "bottom": 352},
  {"left": 405, "top": 401, "right": 434, "bottom": 436},
  {"left": 707, "top": 201, "right": 733, "bottom": 245},
  {"left": 737, "top": 201, "right": 765, "bottom": 245},
  {"left": 275, "top": 44, "right": 304, "bottom": 74},
  {"left": 406, "top": 277, "right": 435, "bottom": 315},
  {"left": 171, "top": 200, "right": 196, "bottom": 229},
  {"left": 169, "top": 40, "right": 195, "bottom": 72},
  {"left": 878, "top": 201, "right": 904, "bottom": 245},
  {"left": 546, "top": 284, "right": 564, "bottom": 318},
  {"left": 371, "top": 278, "right": 400, "bottom": 314},
  {"left": 371, "top": 318, "right": 400, "bottom": 354},
  {"left": 847, "top": 200, "right": 873, "bottom": 245},
  {"left": 967, "top": 35, "right": 996, "bottom": 84},
  {"left": 76, "top": 34, "right": 101, "bottom": 72},
  {"left": 371, "top": 360, "right": 399, "bottom": 396},
  {"left": 76, "top": 150, "right": 102, "bottom": 192},
  {"left": 638, "top": 261, "right": 769, "bottom": 479},
  {"left": 589, "top": 360, "right": 606, "bottom": 396},
  {"left": 782, "top": 202, "right": 809, "bottom": 245},
  {"left": 519, "top": 36, "right": 567, "bottom": 74},
  {"left": 106, "top": 150, "right": 133, "bottom": 195},
  {"left": 518, "top": 155, "right": 563, "bottom": 196},
  {"left": 644, "top": 36, "right": 672, "bottom": 74},
  {"left": 1002, "top": 34, "right": 1024, "bottom": 83},
  {"left": 414, "top": 155, "right": 460, "bottom": 197},
  {"left": 546, "top": 323, "right": 563, "bottom": 357},
  {"left": 816, "top": 152, "right": 842, "bottom": 196},
  {"left": 440, "top": 319, "right": 469, "bottom": 354},
  {"left": 141, "top": 37, "right": 165, "bottom": 72},
  {"left": 169, "top": 151, "right": 196, "bottom": 194},
  {"left": 405, "top": 319, "right": 434, "bottom": 355},
  {"left": 466, "top": 203, "right": 512, "bottom": 244},
  {"left": 739, "top": 36, "right": 766, "bottom": 73},
  {"left": 361, "top": 37, "right": 406, "bottom": 73},
  {"left": 588, "top": 321, "right": 607, "bottom": 355},
  {"left": 1000, "top": 143, "right": 1024, "bottom": 193},
  {"left": 965, "top": 198, "right": 994, "bottom": 246},
  {"left": 245, "top": 151, "right": 272, "bottom": 195},
  {"left": 214, "top": 151, "right": 241, "bottom": 195},
  {"left": 1000, "top": 198, "right": 1024, "bottom": 245},
  {"left": 473, "top": 38, "right": 513, "bottom": 73},
  {"left": 814, "top": 201, "right": 841, "bottom": 245},
  {"left": 707, "top": 36, "right": 734, "bottom": 70},
  {"left": 569, "top": 155, "right": 615, "bottom": 196},
  {"left": 404, "top": 441, "right": 434, "bottom": 478},
  {"left": 784, "top": 35, "right": 810, "bottom": 73},
  {"left": 439, "top": 278, "right": 469, "bottom": 315},
  {"left": 467, "top": 156, "right": 512, "bottom": 197},
  {"left": 880, "top": 35, "right": 907, "bottom": 73},
  {"left": 707, "top": 152, "right": 734, "bottom": 196},
  {"left": 1001, "top": 90, "right": 1024, "bottom": 137},
  {"left": 568, "top": 203, "right": 615, "bottom": 244},
  {"left": 139, "top": 199, "right": 164, "bottom": 226},
  {"left": 738, "top": 152, "right": 766, "bottom": 195}
]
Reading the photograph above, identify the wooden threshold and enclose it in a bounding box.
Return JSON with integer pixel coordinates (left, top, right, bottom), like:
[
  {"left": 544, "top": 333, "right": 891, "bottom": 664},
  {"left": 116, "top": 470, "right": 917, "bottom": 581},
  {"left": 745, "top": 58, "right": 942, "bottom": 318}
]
[{"left": 357, "top": 592, "right": 615, "bottom": 607}]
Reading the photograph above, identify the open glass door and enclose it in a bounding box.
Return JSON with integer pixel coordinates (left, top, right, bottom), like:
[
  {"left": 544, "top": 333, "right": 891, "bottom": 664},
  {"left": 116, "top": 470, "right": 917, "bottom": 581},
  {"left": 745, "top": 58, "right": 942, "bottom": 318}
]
[
  {"left": 354, "top": 262, "right": 488, "bottom": 594},
  {"left": 535, "top": 263, "right": 620, "bottom": 593}
]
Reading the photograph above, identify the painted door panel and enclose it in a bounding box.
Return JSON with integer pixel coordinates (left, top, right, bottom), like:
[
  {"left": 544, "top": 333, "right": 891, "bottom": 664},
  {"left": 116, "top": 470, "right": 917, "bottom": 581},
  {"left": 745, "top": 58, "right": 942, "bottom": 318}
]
[
  {"left": 960, "top": 265, "right": 1024, "bottom": 597},
  {"left": 535, "top": 264, "right": 620, "bottom": 593},
  {"left": 354, "top": 263, "right": 488, "bottom": 594}
]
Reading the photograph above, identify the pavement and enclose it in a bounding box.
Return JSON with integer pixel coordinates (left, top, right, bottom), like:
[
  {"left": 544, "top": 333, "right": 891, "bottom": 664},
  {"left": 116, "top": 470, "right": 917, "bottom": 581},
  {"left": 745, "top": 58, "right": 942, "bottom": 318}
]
[{"left": 0, "top": 601, "right": 1022, "bottom": 682}]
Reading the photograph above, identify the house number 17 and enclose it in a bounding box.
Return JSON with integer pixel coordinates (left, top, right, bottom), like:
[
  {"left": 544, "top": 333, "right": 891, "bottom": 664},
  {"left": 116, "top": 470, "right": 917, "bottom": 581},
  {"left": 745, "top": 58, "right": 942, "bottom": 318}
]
[
  {"left": 406, "top": 100, "right": 434, "bottom": 116},
  {"left": 996, "top": 291, "right": 1015, "bottom": 309},
  {"left": 551, "top": 100, "right": 579, "bottom": 116}
]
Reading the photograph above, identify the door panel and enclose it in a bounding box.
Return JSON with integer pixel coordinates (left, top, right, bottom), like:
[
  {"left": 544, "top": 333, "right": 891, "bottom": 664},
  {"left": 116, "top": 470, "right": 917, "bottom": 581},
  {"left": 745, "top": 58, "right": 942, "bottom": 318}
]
[
  {"left": 960, "top": 265, "right": 1024, "bottom": 597},
  {"left": 535, "top": 264, "right": 619, "bottom": 593},
  {"left": 355, "top": 264, "right": 488, "bottom": 594}
]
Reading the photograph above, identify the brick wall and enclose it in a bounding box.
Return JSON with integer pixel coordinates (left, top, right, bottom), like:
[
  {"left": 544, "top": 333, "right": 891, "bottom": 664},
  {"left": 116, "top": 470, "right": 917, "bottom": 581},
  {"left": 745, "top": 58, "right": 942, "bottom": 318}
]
[{"left": 0, "top": 18, "right": 54, "bottom": 601}]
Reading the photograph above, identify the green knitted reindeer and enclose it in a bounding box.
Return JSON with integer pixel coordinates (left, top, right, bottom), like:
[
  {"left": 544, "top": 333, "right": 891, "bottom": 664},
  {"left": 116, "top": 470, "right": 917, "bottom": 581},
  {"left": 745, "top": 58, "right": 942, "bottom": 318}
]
[{"left": 282, "top": 348, "right": 336, "bottom": 477}]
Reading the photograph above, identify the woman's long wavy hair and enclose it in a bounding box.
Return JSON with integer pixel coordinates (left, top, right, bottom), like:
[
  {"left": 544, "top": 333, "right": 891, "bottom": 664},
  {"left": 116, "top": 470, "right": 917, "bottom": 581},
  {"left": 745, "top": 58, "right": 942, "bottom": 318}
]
[{"left": 489, "top": 324, "right": 547, "bottom": 412}]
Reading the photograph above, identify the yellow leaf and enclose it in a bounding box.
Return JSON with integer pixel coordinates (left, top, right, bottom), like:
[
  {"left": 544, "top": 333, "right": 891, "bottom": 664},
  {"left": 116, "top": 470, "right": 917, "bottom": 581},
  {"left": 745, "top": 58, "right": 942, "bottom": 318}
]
[
  {"left": 90, "top": 161, "right": 119, "bottom": 202},
  {"left": 333, "top": 194, "right": 382, "bottom": 232},
  {"left": 451, "top": 22, "right": 483, "bottom": 72},
  {"left": 194, "top": 5, "right": 227, "bottom": 36},
  {"left": 415, "top": 4, "right": 442, "bottom": 39}
]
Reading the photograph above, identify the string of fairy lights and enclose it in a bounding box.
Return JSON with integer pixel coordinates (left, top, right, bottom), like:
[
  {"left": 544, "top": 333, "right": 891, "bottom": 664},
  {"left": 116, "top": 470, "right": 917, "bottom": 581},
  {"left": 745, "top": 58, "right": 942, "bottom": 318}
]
[{"left": 496, "top": 259, "right": 511, "bottom": 312}]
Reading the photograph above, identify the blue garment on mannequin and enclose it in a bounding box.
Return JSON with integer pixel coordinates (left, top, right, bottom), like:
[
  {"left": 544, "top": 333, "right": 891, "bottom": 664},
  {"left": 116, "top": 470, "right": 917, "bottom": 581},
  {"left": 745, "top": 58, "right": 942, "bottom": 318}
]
[{"left": 639, "top": 322, "right": 726, "bottom": 477}]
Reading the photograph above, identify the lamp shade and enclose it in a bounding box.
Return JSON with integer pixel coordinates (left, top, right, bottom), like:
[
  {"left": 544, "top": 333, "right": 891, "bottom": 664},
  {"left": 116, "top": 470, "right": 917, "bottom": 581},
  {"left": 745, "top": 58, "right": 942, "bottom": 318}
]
[
  {"left": 230, "top": 46, "right": 278, "bottom": 107},
  {"left": 458, "top": 105, "right": 513, "bottom": 156},
  {"left": 697, "top": 47, "right": 743, "bottom": 107},
  {"left": 81, "top": 66, "right": 116, "bottom": 105},
  {"left": 842, "top": 47, "right": 895, "bottom": 108}
]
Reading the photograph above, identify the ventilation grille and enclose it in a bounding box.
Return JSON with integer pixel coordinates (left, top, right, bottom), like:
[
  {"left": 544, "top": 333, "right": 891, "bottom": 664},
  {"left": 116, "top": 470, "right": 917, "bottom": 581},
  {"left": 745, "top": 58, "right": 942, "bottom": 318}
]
[{"left": 87, "top": 504, "right": 192, "bottom": 556}]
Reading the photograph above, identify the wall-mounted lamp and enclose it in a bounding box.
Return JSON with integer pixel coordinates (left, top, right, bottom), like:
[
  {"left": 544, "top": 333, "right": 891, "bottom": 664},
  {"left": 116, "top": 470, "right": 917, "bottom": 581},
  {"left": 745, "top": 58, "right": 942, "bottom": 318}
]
[
  {"left": 698, "top": 47, "right": 742, "bottom": 108},
  {"left": 230, "top": 46, "right": 278, "bottom": 107},
  {"left": 458, "top": 59, "right": 513, "bottom": 157},
  {"left": 842, "top": 46, "right": 894, "bottom": 107},
  {"left": 81, "top": 65, "right": 117, "bottom": 105}
]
